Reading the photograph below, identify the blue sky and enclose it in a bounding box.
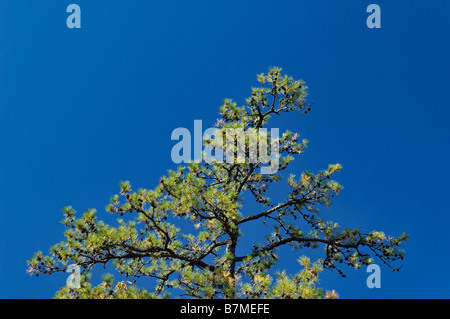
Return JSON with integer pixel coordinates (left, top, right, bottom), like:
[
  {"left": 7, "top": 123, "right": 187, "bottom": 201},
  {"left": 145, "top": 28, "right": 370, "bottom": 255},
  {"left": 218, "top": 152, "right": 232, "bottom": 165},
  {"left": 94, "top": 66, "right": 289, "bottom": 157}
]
[{"left": 0, "top": 0, "right": 449, "bottom": 298}]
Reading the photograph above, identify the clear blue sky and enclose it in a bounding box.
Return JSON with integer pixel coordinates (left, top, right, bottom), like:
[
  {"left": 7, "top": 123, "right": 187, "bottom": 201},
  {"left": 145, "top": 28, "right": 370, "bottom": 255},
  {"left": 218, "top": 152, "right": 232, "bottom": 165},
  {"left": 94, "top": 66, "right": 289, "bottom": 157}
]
[{"left": 0, "top": 0, "right": 449, "bottom": 298}]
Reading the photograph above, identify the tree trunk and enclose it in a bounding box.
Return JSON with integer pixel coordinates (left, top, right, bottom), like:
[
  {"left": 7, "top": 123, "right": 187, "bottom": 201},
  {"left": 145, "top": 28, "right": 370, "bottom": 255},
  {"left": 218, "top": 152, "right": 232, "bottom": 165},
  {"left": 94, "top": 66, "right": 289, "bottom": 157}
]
[{"left": 224, "top": 237, "right": 237, "bottom": 299}]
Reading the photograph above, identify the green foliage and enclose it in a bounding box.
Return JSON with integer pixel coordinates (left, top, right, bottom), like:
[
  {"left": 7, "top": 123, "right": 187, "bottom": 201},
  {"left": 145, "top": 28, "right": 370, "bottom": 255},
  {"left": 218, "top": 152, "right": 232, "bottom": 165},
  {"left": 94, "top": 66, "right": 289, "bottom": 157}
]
[
  {"left": 27, "top": 67, "right": 408, "bottom": 299},
  {"left": 55, "top": 274, "right": 156, "bottom": 299}
]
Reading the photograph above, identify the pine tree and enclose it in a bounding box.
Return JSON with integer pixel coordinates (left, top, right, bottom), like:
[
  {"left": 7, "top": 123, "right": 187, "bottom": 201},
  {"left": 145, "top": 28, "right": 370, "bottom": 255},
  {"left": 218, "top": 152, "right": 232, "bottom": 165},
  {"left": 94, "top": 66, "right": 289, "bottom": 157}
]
[{"left": 27, "top": 67, "right": 408, "bottom": 299}]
